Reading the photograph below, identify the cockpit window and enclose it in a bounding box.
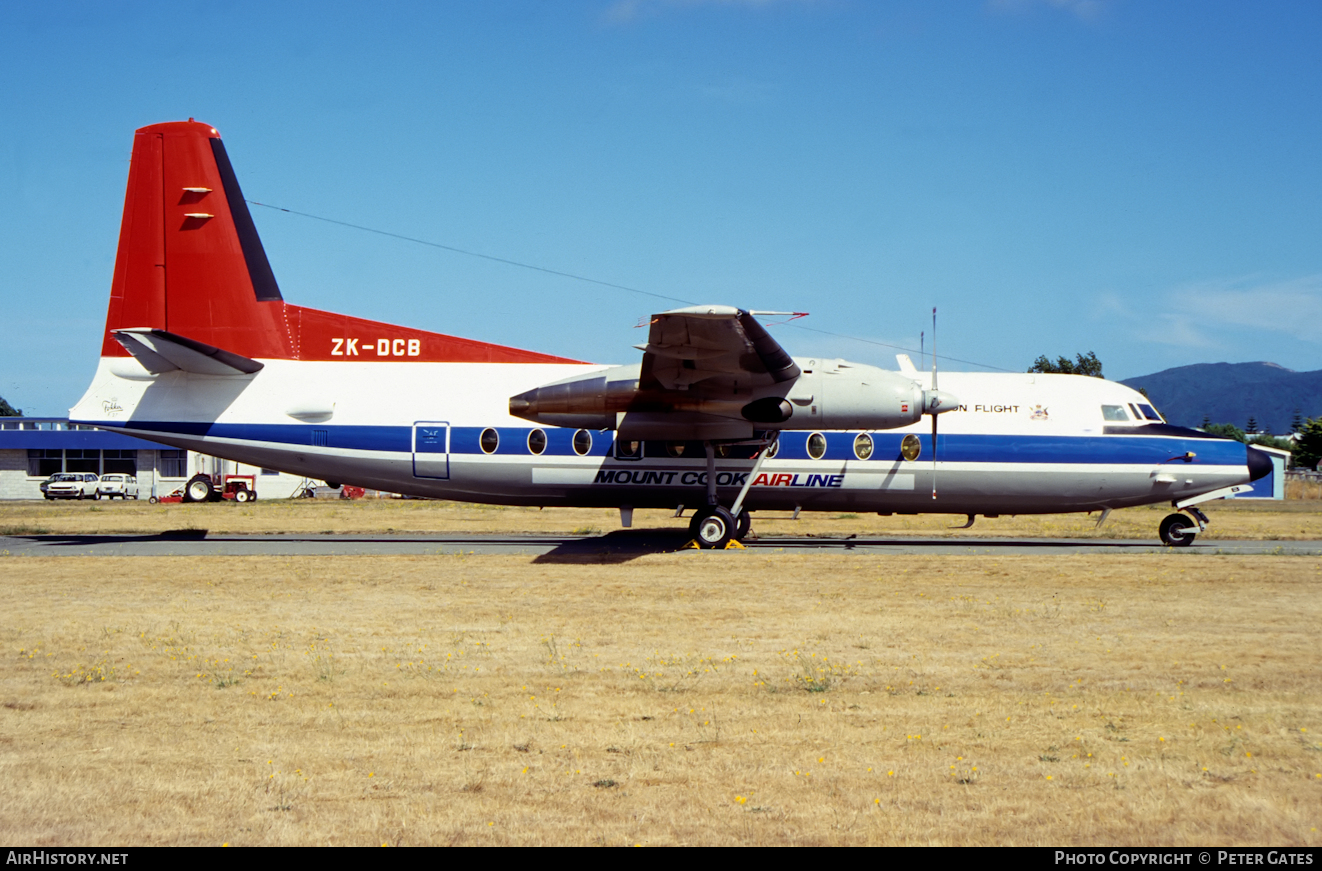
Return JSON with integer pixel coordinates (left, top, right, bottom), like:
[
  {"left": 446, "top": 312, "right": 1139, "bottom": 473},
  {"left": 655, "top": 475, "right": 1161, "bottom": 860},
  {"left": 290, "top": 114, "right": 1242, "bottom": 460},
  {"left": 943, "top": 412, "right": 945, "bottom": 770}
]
[
  {"left": 1136, "top": 404, "right": 1163, "bottom": 422},
  {"left": 1101, "top": 405, "right": 1130, "bottom": 421}
]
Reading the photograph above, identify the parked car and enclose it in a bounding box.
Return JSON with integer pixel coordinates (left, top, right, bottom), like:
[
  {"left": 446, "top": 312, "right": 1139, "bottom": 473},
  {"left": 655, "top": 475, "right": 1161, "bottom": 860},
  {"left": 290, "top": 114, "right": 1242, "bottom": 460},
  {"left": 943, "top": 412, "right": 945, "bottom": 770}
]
[
  {"left": 44, "top": 473, "right": 101, "bottom": 500},
  {"left": 98, "top": 474, "right": 140, "bottom": 500}
]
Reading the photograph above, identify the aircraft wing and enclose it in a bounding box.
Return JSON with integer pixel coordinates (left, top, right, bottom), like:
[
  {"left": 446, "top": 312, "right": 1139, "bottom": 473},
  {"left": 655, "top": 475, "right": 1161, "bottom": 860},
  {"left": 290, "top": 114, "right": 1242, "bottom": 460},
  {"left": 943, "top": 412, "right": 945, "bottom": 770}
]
[{"left": 635, "top": 306, "right": 801, "bottom": 392}]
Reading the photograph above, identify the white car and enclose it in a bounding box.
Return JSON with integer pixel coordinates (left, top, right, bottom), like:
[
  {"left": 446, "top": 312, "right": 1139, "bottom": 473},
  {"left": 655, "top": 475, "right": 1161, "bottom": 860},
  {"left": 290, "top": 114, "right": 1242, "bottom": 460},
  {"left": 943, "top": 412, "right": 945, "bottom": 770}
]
[
  {"left": 44, "top": 473, "right": 101, "bottom": 500},
  {"left": 98, "top": 474, "right": 140, "bottom": 500}
]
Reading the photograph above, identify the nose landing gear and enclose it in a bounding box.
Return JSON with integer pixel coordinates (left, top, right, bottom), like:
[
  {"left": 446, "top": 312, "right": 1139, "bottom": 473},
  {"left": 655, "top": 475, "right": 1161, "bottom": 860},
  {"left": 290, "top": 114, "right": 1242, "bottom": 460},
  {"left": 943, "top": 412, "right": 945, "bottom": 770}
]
[{"left": 1159, "top": 505, "right": 1209, "bottom": 547}]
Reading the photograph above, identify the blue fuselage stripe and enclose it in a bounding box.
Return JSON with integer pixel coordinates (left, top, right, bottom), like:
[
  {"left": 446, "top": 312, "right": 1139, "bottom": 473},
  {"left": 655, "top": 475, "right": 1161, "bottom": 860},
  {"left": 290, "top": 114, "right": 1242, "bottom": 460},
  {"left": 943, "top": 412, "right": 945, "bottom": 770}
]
[{"left": 89, "top": 421, "right": 1249, "bottom": 467}]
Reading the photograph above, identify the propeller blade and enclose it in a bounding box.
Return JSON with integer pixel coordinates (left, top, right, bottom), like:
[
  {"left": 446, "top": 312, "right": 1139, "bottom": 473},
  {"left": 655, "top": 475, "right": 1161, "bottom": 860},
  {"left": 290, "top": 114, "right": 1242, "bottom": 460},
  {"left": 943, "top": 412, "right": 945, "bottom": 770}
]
[
  {"left": 931, "top": 307, "right": 938, "bottom": 391},
  {"left": 931, "top": 307, "right": 938, "bottom": 499},
  {"left": 931, "top": 412, "right": 938, "bottom": 499}
]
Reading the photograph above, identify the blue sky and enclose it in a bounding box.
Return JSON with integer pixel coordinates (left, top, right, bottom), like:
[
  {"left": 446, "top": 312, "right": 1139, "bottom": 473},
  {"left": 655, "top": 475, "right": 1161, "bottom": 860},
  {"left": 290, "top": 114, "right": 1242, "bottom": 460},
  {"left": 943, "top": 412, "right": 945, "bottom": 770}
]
[{"left": 2, "top": 0, "right": 1320, "bottom": 415}]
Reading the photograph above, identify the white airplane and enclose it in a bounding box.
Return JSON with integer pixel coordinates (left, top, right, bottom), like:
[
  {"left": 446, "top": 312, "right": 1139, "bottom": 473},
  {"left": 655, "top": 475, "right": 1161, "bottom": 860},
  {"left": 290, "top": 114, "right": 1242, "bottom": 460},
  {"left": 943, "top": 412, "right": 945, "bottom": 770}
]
[{"left": 70, "top": 120, "right": 1271, "bottom": 548}]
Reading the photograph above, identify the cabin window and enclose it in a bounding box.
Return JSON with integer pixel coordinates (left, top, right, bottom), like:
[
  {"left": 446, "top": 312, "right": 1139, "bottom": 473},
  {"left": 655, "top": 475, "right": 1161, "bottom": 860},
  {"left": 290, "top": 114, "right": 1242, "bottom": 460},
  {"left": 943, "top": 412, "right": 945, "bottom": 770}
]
[
  {"left": 807, "top": 432, "right": 827, "bottom": 460},
  {"left": 764, "top": 439, "right": 779, "bottom": 460},
  {"left": 853, "top": 433, "right": 874, "bottom": 461},
  {"left": 614, "top": 436, "right": 641, "bottom": 460},
  {"left": 1101, "top": 405, "right": 1130, "bottom": 422},
  {"left": 480, "top": 428, "right": 499, "bottom": 454},
  {"left": 1136, "top": 404, "right": 1163, "bottom": 422},
  {"left": 573, "top": 429, "right": 592, "bottom": 456},
  {"left": 665, "top": 442, "right": 687, "bottom": 458},
  {"left": 528, "top": 429, "right": 547, "bottom": 456},
  {"left": 900, "top": 434, "right": 921, "bottom": 462}
]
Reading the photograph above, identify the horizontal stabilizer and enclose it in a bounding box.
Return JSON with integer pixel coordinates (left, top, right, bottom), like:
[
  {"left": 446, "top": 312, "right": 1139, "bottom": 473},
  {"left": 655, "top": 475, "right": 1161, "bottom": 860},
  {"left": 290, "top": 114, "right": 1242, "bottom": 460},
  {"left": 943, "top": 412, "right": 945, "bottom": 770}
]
[{"left": 112, "top": 328, "right": 264, "bottom": 376}]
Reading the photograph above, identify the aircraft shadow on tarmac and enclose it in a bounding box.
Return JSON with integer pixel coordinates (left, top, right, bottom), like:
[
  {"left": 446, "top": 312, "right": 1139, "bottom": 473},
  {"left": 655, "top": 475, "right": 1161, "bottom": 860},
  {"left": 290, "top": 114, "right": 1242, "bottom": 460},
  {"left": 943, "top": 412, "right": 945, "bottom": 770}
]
[
  {"left": 531, "top": 529, "right": 695, "bottom": 564},
  {"left": 14, "top": 529, "right": 213, "bottom": 546}
]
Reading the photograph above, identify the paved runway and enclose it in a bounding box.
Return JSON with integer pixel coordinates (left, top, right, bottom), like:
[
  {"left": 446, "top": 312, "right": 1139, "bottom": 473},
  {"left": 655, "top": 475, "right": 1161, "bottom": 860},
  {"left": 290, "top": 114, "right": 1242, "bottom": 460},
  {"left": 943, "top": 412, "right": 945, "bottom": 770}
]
[{"left": 3, "top": 531, "right": 1320, "bottom": 560}]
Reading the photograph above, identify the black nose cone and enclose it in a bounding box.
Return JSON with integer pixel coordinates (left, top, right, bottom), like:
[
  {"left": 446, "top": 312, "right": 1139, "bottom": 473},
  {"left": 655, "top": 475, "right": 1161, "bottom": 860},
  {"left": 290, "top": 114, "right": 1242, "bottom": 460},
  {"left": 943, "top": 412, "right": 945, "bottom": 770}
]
[{"left": 1247, "top": 446, "right": 1273, "bottom": 482}]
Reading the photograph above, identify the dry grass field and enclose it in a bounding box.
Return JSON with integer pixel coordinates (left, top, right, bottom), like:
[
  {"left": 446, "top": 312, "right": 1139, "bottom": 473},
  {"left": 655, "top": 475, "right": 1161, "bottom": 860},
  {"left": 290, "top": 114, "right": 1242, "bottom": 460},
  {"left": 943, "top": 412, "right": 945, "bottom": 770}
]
[
  {"left": 3, "top": 494, "right": 1322, "bottom": 541},
  {"left": 2, "top": 546, "right": 1320, "bottom": 846}
]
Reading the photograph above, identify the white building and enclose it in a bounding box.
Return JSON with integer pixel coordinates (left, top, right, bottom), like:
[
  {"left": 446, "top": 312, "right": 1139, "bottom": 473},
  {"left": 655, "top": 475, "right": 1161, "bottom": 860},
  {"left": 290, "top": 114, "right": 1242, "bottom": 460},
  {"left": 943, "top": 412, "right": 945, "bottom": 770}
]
[{"left": 0, "top": 418, "right": 312, "bottom": 500}]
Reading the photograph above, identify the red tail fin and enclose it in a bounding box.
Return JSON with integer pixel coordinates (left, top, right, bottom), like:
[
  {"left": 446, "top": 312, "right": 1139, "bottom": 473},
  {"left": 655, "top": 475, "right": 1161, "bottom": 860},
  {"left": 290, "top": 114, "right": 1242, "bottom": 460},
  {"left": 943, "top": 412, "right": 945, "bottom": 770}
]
[
  {"left": 101, "top": 120, "right": 292, "bottom": 359},
  {"left": 101, "top": 120, "right": 584, "bottom": 365}
]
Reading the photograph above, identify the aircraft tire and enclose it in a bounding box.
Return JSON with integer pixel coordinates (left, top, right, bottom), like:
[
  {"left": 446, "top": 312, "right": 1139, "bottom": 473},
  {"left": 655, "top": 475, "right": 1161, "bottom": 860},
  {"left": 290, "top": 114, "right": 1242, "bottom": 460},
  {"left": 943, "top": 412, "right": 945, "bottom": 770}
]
[
  {"left": 691, "top": 506, "right": 735, "bottom": 549},
  {"left": 734, "top": 509, "right": 751, "bottom": 541},
  {"left": 148, "top": 496, "right": 158, "bottom": 504},
  {"left": 1159, "top": 513, "right": 1196, "bottom": 547},
  {"left": 184, "top": 475, "right": 214, "bottom": 504}
]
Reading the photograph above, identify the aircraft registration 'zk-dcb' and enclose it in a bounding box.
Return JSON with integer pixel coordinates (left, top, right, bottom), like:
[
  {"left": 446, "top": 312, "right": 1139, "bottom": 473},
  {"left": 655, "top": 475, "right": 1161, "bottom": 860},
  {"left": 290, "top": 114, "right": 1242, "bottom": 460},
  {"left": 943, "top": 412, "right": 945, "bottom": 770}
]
[{"left": 71, "top": 120, "right": 1272, "bottom": 548}]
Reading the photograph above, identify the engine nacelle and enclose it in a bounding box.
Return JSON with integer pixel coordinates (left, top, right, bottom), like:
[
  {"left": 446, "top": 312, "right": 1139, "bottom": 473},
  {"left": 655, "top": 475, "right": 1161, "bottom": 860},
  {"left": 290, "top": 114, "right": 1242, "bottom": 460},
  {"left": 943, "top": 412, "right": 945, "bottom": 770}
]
[
  {"left": 508, "top": 358, "right": 959, "bottom": 437},
  {"left": 779, "top": 360, "right": 958, "bottom": 430}
]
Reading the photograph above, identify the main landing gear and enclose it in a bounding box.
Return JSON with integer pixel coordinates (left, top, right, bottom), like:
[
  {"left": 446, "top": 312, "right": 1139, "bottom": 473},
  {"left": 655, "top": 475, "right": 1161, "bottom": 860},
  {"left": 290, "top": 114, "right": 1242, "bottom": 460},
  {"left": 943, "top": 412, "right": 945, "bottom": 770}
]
[
  {"left": 688, "top": 505, "right": 754, "bottom": 550},
  {"left": 685, "top": 436, "right": 775, "bottom": 549}
]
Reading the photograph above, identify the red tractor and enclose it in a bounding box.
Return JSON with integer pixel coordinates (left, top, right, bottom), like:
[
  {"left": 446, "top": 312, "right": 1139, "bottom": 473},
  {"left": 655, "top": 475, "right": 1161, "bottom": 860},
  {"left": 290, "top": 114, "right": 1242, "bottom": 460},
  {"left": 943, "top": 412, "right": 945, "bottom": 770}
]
[{"left": 177, "top": 473, "right": 258, "bottom": 503}]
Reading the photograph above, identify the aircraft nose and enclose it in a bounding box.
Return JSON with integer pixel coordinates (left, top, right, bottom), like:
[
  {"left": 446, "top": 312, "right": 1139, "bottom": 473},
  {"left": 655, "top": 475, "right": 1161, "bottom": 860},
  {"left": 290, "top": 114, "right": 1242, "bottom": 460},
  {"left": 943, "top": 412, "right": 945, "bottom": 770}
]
[
  {"left": 923, "top": 389, "right": 960, "bottom": 415},
  {"left": 1247, "top": 446, "right": 1273, "bottom": 482}
]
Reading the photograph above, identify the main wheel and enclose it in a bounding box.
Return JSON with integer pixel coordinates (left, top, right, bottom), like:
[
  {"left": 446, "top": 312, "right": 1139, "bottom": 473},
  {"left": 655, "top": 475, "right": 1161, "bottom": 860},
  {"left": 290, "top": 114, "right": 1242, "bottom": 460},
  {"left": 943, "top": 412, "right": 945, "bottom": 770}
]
[
  {"left": 184, "top": 474, "right": 214, "bottom": 503},
  {"left": 234, "top": 488, "right": 251, "bottom": 503},
  {"left": 690, "top": 506, "right": 736, "bottom": 549},
  {"left": 734, "top": 509, "right": 751, "bottom": 541},
  {"left": 148, "top": 496, "right": 158, "bottom": 504},
  {"left": 1159, "top": 513, "right": 1196, "bottom": 547}
]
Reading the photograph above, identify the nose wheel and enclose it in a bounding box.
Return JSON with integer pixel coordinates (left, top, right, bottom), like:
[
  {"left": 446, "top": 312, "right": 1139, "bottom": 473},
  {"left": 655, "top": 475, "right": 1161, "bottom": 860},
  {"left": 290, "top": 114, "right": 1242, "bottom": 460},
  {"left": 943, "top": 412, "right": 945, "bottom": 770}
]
[
  {"left": 1159, "top": 506, "right": 1208, "bottom": 547},
  {"left": 1159, "top": 514, "right": 1195, "bottom": 547}
]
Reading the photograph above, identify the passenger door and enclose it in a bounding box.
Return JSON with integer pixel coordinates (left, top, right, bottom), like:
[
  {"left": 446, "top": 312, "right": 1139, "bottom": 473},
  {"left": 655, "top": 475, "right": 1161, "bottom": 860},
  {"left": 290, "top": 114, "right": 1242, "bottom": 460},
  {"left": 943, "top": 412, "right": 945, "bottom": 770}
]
[{"left": 412, "top": 422, "right": 450, "bottom": 479}]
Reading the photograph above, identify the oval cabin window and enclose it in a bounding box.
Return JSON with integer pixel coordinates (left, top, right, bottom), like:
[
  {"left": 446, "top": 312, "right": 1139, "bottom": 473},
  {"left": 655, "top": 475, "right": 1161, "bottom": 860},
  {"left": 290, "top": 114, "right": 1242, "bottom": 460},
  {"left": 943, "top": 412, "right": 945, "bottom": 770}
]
[
  {"left": 573, "top": 429, "right": 592, "bottom": 456},
  {"left": 527, "top": 429, "right": 547, "bottom": 455}
]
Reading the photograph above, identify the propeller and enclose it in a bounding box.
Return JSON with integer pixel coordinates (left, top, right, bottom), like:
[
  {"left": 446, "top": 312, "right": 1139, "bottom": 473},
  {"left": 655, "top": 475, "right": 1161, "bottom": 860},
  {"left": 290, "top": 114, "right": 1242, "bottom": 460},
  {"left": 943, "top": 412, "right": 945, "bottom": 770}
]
[
  {"left": 931, "top": 308, "right": 938, "bottom": 499},
  {"left": 922, "top": 307, "right": 960, "bottom": 499}
]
